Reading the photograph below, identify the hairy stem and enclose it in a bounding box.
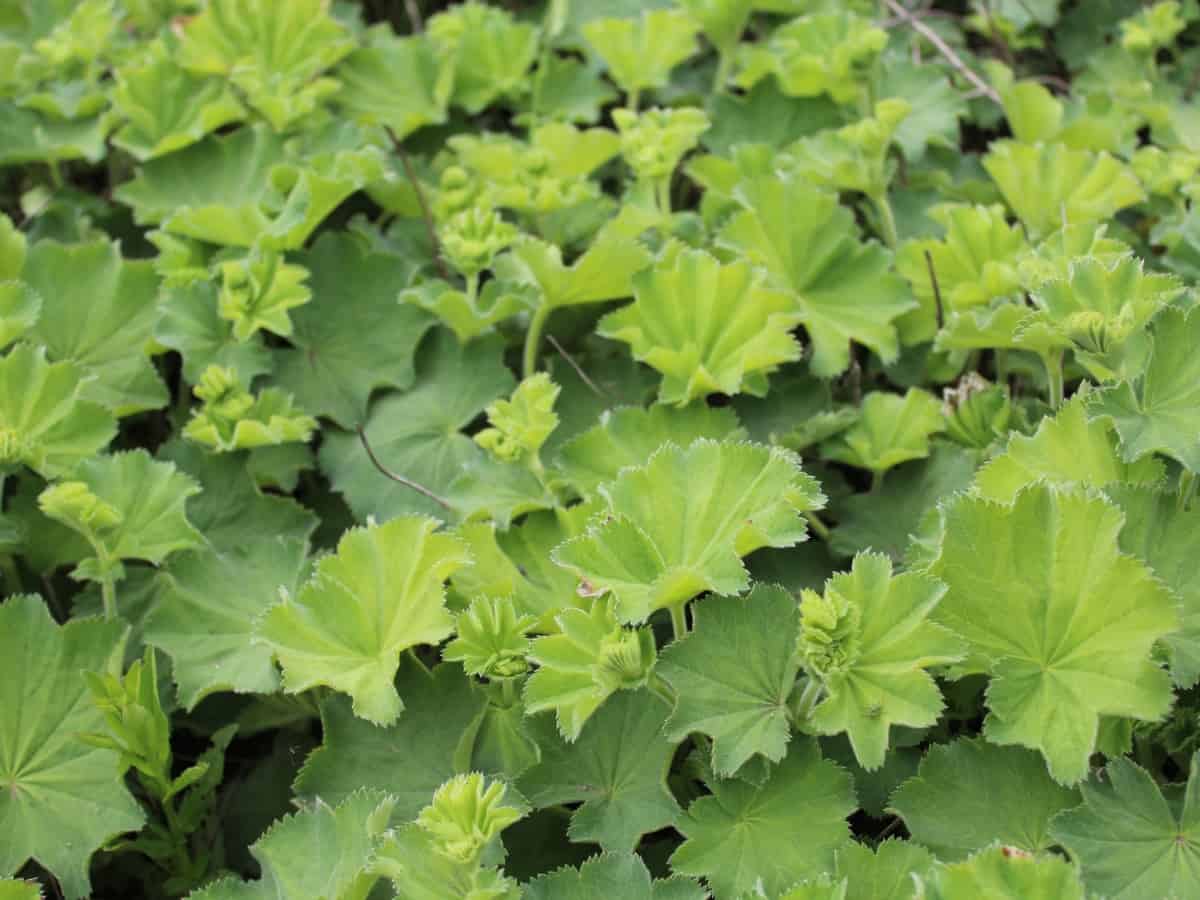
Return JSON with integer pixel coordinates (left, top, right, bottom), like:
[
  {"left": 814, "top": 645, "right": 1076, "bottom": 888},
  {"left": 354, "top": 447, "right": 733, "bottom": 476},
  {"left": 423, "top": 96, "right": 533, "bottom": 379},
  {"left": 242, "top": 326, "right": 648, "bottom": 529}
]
[
  {"left": 1043, "top": 349, "right": 1065, "bottom": 410},
  {"left": 523, "top": 304, "right": 552, "bottom": 378},
  {"left": 870, "top": 191, "right": 899, "bottom": 250},
  {"left": 669, "top": 603, "right": 688, "bottom": 640},
  {"left": 803, "top": 511, "right": 831, "bottom": 542}
]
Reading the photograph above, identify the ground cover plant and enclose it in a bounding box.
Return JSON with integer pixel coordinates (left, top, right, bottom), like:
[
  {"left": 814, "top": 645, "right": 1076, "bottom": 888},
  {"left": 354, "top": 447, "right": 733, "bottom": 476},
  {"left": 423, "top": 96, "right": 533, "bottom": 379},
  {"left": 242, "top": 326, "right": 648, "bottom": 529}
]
[{"left": 3, "top": 0, "right": 1200, "bottom": 896}]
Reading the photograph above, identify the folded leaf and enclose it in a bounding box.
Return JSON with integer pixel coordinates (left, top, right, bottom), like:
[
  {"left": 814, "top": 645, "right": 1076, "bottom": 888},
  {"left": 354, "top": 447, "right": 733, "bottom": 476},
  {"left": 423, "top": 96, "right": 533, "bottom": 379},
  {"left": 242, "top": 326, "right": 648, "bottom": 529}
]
[
  {"left": 334, "top": 33, "right": 453, "bottom": 141},
  {"left": 526, "top": 852, "right": 705, "bottom": 900},
  {"left": 923, "top": 846, "right": 1086, "bottom": 900},
  {"left": 582, "top": 10, "right": 699, "bottom": 100},
  {"left": 821, "top": 389, "right": 945, "bottom": 475},
  {"left": 428, "top": 2, "right": 538, "bottom": 114}
]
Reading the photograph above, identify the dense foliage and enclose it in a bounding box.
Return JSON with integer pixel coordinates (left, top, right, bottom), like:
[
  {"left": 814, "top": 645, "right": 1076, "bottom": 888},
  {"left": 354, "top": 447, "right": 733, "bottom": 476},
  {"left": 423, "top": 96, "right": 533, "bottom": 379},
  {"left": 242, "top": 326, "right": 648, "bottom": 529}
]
[{"left": 2, "top": 0, "right": 1200, "bottom": 897}]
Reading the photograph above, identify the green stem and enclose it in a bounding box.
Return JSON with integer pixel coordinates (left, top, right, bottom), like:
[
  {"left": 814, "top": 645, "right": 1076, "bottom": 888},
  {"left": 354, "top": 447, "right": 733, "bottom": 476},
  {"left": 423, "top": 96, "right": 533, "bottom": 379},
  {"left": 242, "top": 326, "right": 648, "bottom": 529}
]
[
  {"left": 649, "top": 671, "right": 676, "bottom": 706},
  {"left": 870, "top": 470, "right": 885, "bottom": 493},
  {"left": 466, "top": 272, "right": 479, "bottom": 308},
  {"left": 804, "top": 511, "right": 831, "bottom": 542},
  {"left": 0, "top": 554, "right": 21, "bottom": 594},
  {"left": 1178, "top": 470, "right": 1196, "bottom": 512},
  {"left": 712, "top": 49, "right": 733, "bottom": 94},
  {"left": 656, "top": 177, "right": 673, "bottom": 221},
  {"left": 1043, "top": 349, "right": 1065, "bottom": 410},
  {"left": 790, "top": 676, "right": 823, "bottom": 726},
  {"left": 669, "top": 603, "right": 688, "bottom": 640},
  {"left": 870, "top": 191, "right": 899, "bottom": 250},
  {"left": 500, "top": 677, "right": 518, "bottom": 706},
  {"left": 101, "top": 575, "right": 117, "bottom": 620},
  {"left": 523, "top": 304, "right": 552, "bottom": 378},
  {"left": 626, "top": 87, "right": 640, "bottom": 111}
]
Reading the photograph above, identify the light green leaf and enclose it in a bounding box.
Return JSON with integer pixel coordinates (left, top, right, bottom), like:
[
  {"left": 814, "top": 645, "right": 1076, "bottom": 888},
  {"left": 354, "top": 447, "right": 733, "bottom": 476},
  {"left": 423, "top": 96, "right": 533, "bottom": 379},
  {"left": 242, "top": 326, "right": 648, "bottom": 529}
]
[
  {"left": 879, "top": 60, "right": 967, "bottom": 162},
  {"left": 930, "top": 484, "right": 1178, "bottom": 783},
  {"left": 888, "top": 738, "right": 1082, "bottom": 861},
  {"left": 112, "top": 48, "right": 246, "bottom": 161},
  {"left": 519, "top": 689, "right": 680, "bottom": 851},
  {"left": 523, "top": 599, "right": 657, "bottom": 741},
  {"left": 0, "top": 595, "right": 144, "bottom": 900},
  {"left": 895, "top": 204, "right": 1027, "bottom": 344},
  {"left": 0, "top": 283, "right": 39, "bottom": 350},
  {"left": 521, "top": 55, "right": 618, "bottom": 126},
  {"left": 554, "top": 439, "right": 825, "bottom": 623},
  {"left": 974, "top": 395, "right": 1165, "bottom": 502},
  {"left": 145, "top": 537, "right": 308, "bottom": 709},
  {"left": 428, "top": 2, "right": 538, "bottom": 114},
  {"left": 294, "top": 660, "right": 487, "bottom": 819},
  {"left": 923, "top": 846, "right": 1086, "bottom": 900},
  {"left": 526, "top": 852, "right": 706, "bottom": 900},
  {"left": 1087, "top": 305, "right": 1200, "bottom": 472},
  {"left": 658, "top": 585, "right": 801, "bottom": 775},
  {"left": 320, "top": 330, "right": 514, "bottom": 522},
  {"left": 612, "top": 106, "right": 710, "bottom": 182},
  {"left": 23, "top": 238, "right": 166, "bottom": 415},
  {"left": 443, "top": 596, "right": 533, "bottom": 680},
  {"left": 400, "top": 277, "right": 533, "bottom": 343},
  {"left": 718, "top": 176, "right": 914, "bottom": 377},
  {"left": 257, "top": 516, "right": 469, "bottom": 725},
  {"left": 183, "top": 366, "right": 314, "bottom": 452},
  {"left": 374, "top": 826, "right": 521, "bottom": 900},
  {"left": 557, "top": 404, "right": 744, "bottom": 498},
  {"left": 598, "top": 246, "right": 801, "bottom": 406},
  {"left": 582, "top": 10, "right": 699, "bottom": 99},
  {"left": 38, "top": 450, "right": 202, "bottom": 589},
  {"left": 417, "top": 773, "right": 526, "bottom": 864},
  {"left": 0, "top": 106, "right": 109, "bottom": 167},
  {"left": 1107, "top": 484, "right": 1200, "bottom": 687},
  {"left": 670, "top": 739, "right": 856, "bottom": 900},
  {"left": 800, "top": 554, "right": 963, "bottom": 770},
  {"left": 271, "top": 231, "right": 436, "bottom": 428},
  {"left": 830, "top": 839, "right": 934, "bottom": 900},
  {"left": 0, "top": 880, "right": 42, "bottom": 900},
  {"left": 0, "top": 343, "right": 114, "bottom": 478},
  {"left": 494, "top": 229, "right": 652, "bottom": 313},
  {"left": 177, "top": 0, "right": 353, "bottom": 131},
  {"left": 734, "top": 11, "right": 886, "bottom": 105},
  {"left": 822, "top": 389, "right": 945, "bottom": 475},
  {"left": 786, "top": 99, "right": 911, "bottom": 201},
  {"left": 1050, "top": 751, "right": 1200, "bottom": 900},
  {"left": 216, "top": 247, "right": 310, "bottom": 342},
  {"left": 983, "top": 140, "right": 1146, "bottom": 238},
  {"left": 474, "top": 373, "right": 559, "bottom": 465},
  {"left": 334, "top": 32, "right": 452, "bottom": 141}
]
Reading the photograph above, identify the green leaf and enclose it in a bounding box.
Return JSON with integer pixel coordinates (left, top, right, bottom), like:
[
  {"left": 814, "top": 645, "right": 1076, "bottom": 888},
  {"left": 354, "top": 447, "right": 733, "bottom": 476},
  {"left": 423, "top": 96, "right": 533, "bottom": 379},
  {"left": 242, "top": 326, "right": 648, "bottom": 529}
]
[
  {"left": 1087, "top": 305, "right": 1200, "bottom": 472},
  {"left": 0, "top": 342, "right": 115, "bottom": 478},
  {"left": 830, "top": 839, "right": 934, "bottom": 900},
  {"left": 400, "top": 277, "right": 533, "bottom": 343},
  {"left": 923, "top": 846, "right": 1086, "bottom": 900},
  {"left": 0, "top": 880, "right": 42, "bottom": 900},
  {"left": 831, "top": 444, "right": 979, "bottom": 561},
  {"left": 271, "top": 231, "right": 436, "bottom": 428},
  {"left": 701, "top": 81, "right": 842, "bottom": 156},
  {"left": 184, "top": 366, "right": 315, "bottom": 452},
  {"left": 177, "top": 0, "right": 353, "bottom": 131},
  {"left": 983, "top": 140, "right": 1146, "bottom": 238},
  {"left": 612, "top": 106, "right": 711, "bottom": 183},
  {"left": 374, "top": 826, "right": 521, "bottom": 900},
  {"left": 799, "top": 554, "right": 963, "bottom": 770},
  {"left": 333, "top": 32, "right": 452, "bottom": 141},
  {"left": 0, "top": 106, "right": 109, "bottom": 167},
  {"left": 582, "top": 10, "right": 699, "bottom": 98},
  {"left": 895, "top": 203, "right": 1027, "bottom": 344},
  {"left": 718, "top": 176, "right": 914, "bottom": 377},
  {"left": 930, "top": 484, "right": 1178, "bottom": 783},
  {"left": 38, "top": 450, "right": 202, "bottom": 588},
  {"left": 670, "top": 739, "right": 856, "bottom": 900},
  {"left": 554, "top": 439, "right": 825, "bottom": 623},
  {"left": 822, "top": 389, "right": 944, "bottom": 475},
  {"left": 494, "top": 229, "right": 652, "bottom": 313},
  {"left": 213, "top": 789, "right": 397, "bottom": 900},
  {"left": 658, "top": 585, "right": 800, "bottom": 776},
  {"left": 526, "top": 852, "right": 706, "bottom": 900},
  {"left": 597, "top": 246, "right": 802, "bottom": 406},
  {"left": 888, "top": 738, "right": 1082, "bottom": 861},
  {"left": 417, "top": 772, "right": 526, "bottom": 864},
  {"left": 0, "top": 283, "right": 39, "bottom": 350},
  {"left": 786, "top": 99, "right": 912, "bottom": 201},
  {"left": 320, "top": 330, "right": 514, "bottom": 522},
  {"left": 474, "top": 373, "right": 560, "bottom": 465},
  {"left": 0, "top": 595, "right": 144, "bottom": 899},
  {"left": 294, "top": 659, "right": 487, "bottom": 819},
  {"left": 428, "top": 2, "right": 539, "bottom": 114},
  {"left": 443, "top": 596, "right": 533, "bottom": 680},
  {"left": 520, "top": 689, "right": 680, "bottom": 851},
  {"left": 523, "top": 599, "right": 658, "bottom": 741},
  {"left": 1107, "top": 484, "right": 1200, "bottom": 687},
  {"left": 879, "top": 60, "right": 967, "bottom": 163},
  {"left": 1050, "top": 752, "right": 1200, "bottom": 900},
  {"left": 734, "top": 11, "right": 886, "bottom": 105},
  {"left": 112, "top": 47, "right": 246, "bottom": 161},
  {"left": 557, "top": 404, "right": 744, "bottom": 498},
  {"left": 23, "top": 238, "right": 166, "bottom": 415},
  {"left": 974, "top": 395, "right": 1165, "bottom": 502},
  {"left": 155, "top": 281, "right": 273, "bottom": 386},
  {"left": 257, "top": 516, "right": 469, "bottom": 725},
  {"left": 144, "top": 537, "right": 308, "bottom": 709}
]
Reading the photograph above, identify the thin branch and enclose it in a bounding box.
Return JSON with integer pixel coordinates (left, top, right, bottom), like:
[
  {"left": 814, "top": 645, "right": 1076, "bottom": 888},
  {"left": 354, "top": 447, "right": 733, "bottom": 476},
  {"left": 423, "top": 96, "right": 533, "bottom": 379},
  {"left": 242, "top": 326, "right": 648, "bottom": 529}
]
[
  {"left": 356, "top": 425, "right": 454, "bottom": 511},
  {"left": 880, "top": 0, "right": 1002, "bottom": 106},
  {"left": 403, "top": 0, "right": 424, "bottom": 33},
  {"left": 924, "top": 249, "right": 945, "bottom": 330},
  {"left": 386, "top": 127, "right": 449, "bottom": 281},
  {"left": 547, "top": 334, "right": 608, "bottom": 399}
]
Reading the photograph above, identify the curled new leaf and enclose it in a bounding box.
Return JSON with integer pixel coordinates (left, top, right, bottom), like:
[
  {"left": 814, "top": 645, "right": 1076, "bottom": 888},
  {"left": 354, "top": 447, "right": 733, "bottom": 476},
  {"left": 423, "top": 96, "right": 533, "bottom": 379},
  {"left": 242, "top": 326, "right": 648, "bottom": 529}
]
[
  {"left": 416, "top": 773, "right": 526, "bottom": 864},
  {"left": 821, "top": 389, "right": 945, "bottom": 475},
  {"left": 183, "top": 365, "right": 316, "bottom": 452},
  {"left": 443, "top": 596, "right": 534, "bottom": 680},
  {"left": 474, "top": 373, "right": 560, "bottom": 467}
]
